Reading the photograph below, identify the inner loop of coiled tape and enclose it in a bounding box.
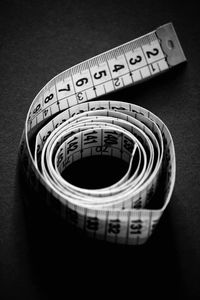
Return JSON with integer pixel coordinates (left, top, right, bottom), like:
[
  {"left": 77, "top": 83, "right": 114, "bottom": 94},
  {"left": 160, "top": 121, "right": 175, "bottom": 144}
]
[{"left": 38, "top": 108, "right": 161, "bottom": 209}]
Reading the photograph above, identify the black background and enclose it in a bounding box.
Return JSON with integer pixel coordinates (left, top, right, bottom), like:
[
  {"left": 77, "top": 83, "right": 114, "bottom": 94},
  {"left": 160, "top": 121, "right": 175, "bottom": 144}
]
[{"left": 0, "top": 0, "right": 200, "bottom": 299}]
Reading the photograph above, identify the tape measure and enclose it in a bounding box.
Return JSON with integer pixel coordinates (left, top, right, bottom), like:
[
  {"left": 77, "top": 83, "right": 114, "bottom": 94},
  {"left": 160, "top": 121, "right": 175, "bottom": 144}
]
[{"left": 19, "top": 23, "right": 186, "bottom": 245}]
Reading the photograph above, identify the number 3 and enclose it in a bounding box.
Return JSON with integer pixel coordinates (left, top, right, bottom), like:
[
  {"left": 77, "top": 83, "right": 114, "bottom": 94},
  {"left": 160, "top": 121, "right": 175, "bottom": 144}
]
[{"left": 129, "top": 55, "right": 142, "bottom": 65}]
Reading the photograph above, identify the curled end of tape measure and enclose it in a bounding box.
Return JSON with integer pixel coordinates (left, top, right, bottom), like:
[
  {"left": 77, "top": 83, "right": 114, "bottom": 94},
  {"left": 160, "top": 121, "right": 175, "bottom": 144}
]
[{"left": 157, "top": 22, "right": 187, "bottom": 66}]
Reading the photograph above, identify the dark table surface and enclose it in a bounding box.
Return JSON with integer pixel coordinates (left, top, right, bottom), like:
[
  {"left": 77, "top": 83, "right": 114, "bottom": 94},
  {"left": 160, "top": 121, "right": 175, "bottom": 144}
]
[{"left": 0, "top": 0, "right": 200, "bottom": 299}]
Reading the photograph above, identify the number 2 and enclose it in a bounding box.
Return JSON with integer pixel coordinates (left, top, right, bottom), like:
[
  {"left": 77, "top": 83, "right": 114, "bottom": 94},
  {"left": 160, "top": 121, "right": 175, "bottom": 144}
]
[
  {"left": 146, "top": 48, "right": 159, "bottom": 58},
  {"left": 114, "top": 78, "right": 121, "bottom": 87}
]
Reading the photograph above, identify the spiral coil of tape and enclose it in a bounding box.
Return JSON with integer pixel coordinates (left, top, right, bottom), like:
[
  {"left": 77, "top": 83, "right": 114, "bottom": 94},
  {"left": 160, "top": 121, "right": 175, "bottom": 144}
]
[{"left": 19, "top": 23, "right": 186, "bottom": 245}]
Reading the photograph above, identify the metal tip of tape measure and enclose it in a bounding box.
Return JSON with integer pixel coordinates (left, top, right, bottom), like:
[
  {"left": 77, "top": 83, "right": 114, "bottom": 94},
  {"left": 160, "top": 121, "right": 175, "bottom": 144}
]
[{"left": 156, "top": 22, "right": 187, "bottom": 66}]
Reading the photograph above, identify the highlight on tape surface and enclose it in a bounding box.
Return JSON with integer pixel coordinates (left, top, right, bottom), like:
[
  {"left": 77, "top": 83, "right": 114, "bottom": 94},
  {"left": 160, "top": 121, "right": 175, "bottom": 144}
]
[{"left": 19, "top": 23, "right": 186, "bottom": 245}]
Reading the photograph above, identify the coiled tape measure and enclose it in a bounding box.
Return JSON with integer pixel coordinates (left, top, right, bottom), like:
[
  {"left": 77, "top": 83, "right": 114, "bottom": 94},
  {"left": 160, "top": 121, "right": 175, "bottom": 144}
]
[{"left": 19, "top": 23, "right": 186, "bottom": 245}]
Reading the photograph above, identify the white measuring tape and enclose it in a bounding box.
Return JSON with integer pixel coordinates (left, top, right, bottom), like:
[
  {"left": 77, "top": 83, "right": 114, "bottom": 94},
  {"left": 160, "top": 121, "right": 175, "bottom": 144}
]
[{"left": 19, "top": 23, "right": 186, "bottom": 245}]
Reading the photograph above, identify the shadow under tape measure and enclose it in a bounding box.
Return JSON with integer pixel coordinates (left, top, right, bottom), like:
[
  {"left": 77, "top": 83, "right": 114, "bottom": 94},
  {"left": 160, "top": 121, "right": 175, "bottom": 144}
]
[{"left": 16, "top": 156, "right": 181, "bottom": 298}]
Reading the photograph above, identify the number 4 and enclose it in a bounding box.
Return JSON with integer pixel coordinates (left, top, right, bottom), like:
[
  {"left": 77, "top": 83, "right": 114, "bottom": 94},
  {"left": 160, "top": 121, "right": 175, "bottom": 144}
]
[{"left": 112, "top": 64, "right": 124, "bottom": 72}]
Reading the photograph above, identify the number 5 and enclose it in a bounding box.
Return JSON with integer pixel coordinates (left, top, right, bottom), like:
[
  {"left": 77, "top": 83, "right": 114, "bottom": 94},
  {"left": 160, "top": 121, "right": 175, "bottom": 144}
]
[{"left": 94, "top": 70, "right": 107, "bottom": 79}]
